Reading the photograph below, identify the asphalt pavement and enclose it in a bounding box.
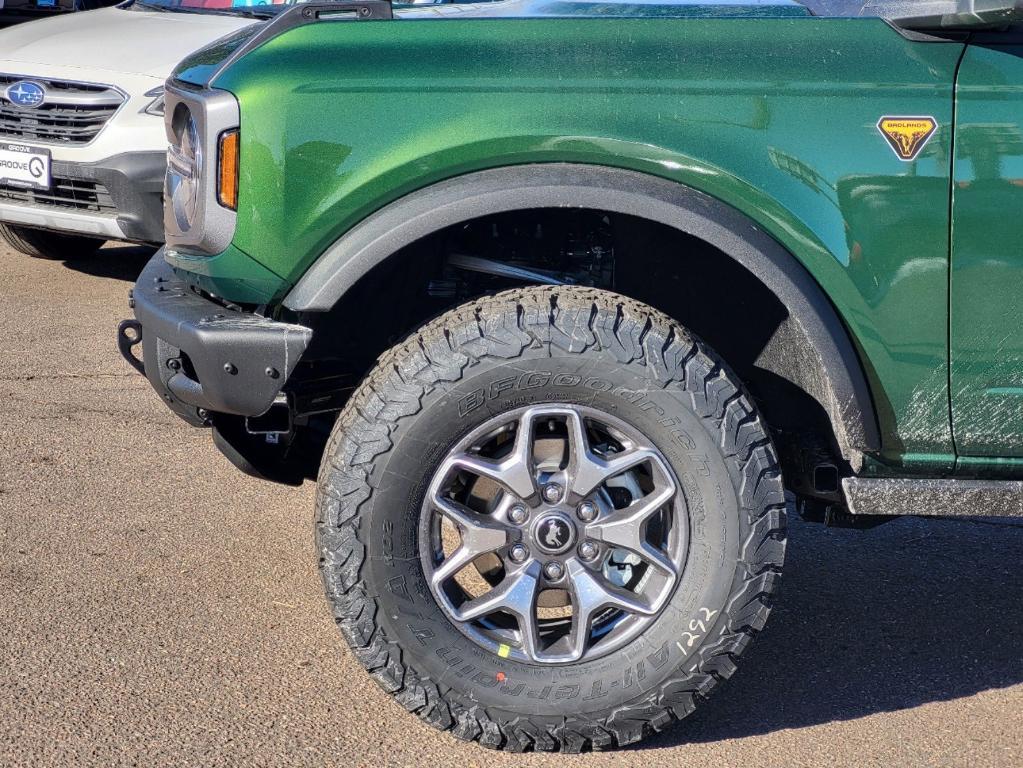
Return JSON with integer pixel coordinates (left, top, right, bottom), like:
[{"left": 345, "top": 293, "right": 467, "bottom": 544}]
[{"left": 1, "top": 241, "right": 1021, "bottom": 767}]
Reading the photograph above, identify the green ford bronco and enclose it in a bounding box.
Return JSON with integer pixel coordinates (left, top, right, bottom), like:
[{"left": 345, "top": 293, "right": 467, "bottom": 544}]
[{"left": 118, "top": 0, "right": 1023, "bottom": 752}]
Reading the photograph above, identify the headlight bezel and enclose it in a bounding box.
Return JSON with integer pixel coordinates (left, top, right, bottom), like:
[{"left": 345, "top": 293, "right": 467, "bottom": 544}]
[{"left": 163, "top": 81, "right": 239, "bottom": 257}]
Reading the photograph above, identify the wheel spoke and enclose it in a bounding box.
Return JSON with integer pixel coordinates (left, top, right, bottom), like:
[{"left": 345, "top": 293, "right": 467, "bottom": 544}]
[
  {"left": 565, "top": 560, "right": 655, "bottom": 661},
  {"left": 454, "top": 561, "right": 541, "bottom": 625},
  {"left": 432, "top": 496, "right": 511, "bottom": 585},
  {"left": 565, "top": 410, "right": 659, "bottom": 498},
  {"left": 588, "top": 484, "right": 677, "bottom": 575},
  {"left": 430, "top": 542, "right": 480, "bottom": 588},
  {"left": 442, "top": 411, "right": 536, "bottom": 499}
]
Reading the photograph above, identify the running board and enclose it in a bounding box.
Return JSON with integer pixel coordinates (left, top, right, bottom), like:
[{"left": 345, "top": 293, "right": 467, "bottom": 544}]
[{"left": 843, "top": 478, "right": 1023, "bottom": 518}]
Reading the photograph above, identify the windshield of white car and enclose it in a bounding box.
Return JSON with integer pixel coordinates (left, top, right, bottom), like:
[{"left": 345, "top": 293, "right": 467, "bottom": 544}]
[
  {"left": 132, "top": 0, "right": 295, "bottom": 18},
  {"left": 131, "top": 0, "right": 487, "bottom": 18}
]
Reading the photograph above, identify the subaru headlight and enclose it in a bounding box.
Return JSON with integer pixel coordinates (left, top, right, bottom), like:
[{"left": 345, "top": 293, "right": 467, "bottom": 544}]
[
  {"left": 142, "top": 86, "right": 166, "bottom": 117},
  {"left": 162, "top": 82, "right": 239, "bottom": 256}
]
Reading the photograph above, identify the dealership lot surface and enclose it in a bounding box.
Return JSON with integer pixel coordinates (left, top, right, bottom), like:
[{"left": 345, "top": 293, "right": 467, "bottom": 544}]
[{"left": 1, "top": 243, "right": 1021, "bottom": 767}]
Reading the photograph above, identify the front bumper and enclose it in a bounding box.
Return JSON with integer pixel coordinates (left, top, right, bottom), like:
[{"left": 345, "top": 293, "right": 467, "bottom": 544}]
[
  {"left": 0, "top": 151, "right": 166, "bottom": 244},
  {"left": 118, "top": 249, "right": 312, "bottom": 425}
]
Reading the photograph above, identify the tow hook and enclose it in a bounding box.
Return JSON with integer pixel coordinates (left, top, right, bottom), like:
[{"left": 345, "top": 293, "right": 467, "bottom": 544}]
[{"left": 117, "top": 319, "right": 145, "bottom": 375}]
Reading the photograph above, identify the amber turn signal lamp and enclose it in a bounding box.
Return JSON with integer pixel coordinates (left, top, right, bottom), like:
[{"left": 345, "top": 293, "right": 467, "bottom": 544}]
[{"left": 217, "top": 130, "right": 239, "bottom": 210}]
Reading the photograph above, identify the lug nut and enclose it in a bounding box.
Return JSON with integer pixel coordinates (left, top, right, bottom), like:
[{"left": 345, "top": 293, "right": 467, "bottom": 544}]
[
  {"left": 508, "top": 505, "right": 529, "bottom": 525},
  {"left": 509, "top": 544, "right": 529, "bottom": 564},
  {"left": 578, "top": 541, "right": 600, "bottom": 562},
  {"left": 542, "top": 483, "right": 563, "bottom": 504},
  {"left": 576, "top": 501, "right": 598, "bottom": 522},
  {"left": 543, "top": 561, "right": 565, "bottom": 581}
]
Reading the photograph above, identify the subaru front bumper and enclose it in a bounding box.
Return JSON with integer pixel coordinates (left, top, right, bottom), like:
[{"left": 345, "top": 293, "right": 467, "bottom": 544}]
[{"left": 0, "top": 152, "right": 166, "bottom": 244}]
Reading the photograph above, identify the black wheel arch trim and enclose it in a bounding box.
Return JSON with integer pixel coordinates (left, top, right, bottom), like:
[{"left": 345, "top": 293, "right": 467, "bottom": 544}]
[{"left": 283, "top": 163, "right": 880, "bottom": 464}]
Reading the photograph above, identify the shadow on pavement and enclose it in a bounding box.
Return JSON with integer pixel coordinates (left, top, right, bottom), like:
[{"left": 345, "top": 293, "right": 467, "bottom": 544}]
[
  {"left": 61, "top": 243, "right": 157, "bottom": 283},
  {"left": 641, "top": 513, "right": 1023, "bottom": 747}
]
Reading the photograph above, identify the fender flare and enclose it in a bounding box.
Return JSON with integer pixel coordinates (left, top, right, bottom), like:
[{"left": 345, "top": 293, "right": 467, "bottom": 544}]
[{"left": 284, "top": 163, "right": 880, "bottom": 463}]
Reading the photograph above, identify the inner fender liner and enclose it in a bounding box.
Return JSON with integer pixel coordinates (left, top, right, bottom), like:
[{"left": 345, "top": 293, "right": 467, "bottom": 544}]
[{"left": 284, "top": 163, "right": 880, "bottom": 465}]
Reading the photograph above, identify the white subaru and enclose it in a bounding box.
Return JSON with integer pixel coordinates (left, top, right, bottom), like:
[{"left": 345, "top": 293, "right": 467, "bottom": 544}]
[{"left": 0, "top": 1, "right": 270, "bottom": 260}]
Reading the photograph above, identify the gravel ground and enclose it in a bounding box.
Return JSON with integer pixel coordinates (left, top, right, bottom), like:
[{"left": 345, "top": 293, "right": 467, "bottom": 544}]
[{"left": 1, "top": 242, "right": 1021, "bottom": 767}]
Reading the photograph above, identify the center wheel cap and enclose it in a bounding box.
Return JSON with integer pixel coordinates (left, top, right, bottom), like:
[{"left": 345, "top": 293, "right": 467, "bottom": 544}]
[{"left": 532, "top": 512, "right": 576, "bottom": 555}]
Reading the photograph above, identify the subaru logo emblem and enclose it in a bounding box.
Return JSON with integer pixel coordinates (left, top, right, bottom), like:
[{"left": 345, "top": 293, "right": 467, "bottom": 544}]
[{"left": 5, "top": 81, "right": 45, "bottom": 109}]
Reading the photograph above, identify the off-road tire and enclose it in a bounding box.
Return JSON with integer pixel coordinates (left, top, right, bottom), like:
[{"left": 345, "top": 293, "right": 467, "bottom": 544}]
[
  {"left": 0, "top": 223, "right": 104, "bottom": 260},
  {"left": 316, "top": 286, "right": 786, "bottom": 752}
]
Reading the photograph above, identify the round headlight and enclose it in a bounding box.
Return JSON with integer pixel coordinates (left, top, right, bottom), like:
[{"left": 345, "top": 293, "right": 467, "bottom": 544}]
[
  {"left": 167, "top": 108, "right": 202, "bottom": 232},
  {"left": 162, "top": 87, "right": 239, "bottom": 256}
]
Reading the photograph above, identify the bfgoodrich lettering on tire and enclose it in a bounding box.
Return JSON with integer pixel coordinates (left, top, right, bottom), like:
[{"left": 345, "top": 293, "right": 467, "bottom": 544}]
[{"left": 316, "top": 286, "right": 786, "bottom": 752}]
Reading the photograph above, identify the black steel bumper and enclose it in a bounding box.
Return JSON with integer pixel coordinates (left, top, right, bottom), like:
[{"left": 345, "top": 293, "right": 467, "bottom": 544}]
[{"left": 118, "top": 249, "right": 312, "bottom": 426}]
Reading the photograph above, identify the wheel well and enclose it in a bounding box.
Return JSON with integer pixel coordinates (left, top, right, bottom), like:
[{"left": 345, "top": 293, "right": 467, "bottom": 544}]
[{"left": 289, "top": 204, "right": 865, "bottom": 498}]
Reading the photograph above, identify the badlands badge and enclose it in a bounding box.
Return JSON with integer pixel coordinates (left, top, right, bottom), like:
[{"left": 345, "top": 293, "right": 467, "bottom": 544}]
[{"left": 877, "top": 116, "right": 938, "bottom": 161}]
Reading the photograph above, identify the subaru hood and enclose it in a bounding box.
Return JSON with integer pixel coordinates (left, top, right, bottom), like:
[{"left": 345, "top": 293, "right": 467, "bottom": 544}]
[{"left": 0, "top": 6, "right": 259, "bottom": 80}]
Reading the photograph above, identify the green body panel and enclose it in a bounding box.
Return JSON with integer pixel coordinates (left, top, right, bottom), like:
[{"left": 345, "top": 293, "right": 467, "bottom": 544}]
[
  {"left": 169, "top": 244, "right": 286, "bottom": 305},
  {"left": 951, "top": 44, "right": 1023, "bottom": 459},
  {"left": 177, "top": 14, "right": 973, "bottom": 467}
]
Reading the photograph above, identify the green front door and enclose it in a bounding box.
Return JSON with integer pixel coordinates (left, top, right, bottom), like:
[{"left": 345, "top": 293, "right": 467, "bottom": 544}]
[{"left": 951, "top": 41, "right": 1023, "bottom": 460}]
